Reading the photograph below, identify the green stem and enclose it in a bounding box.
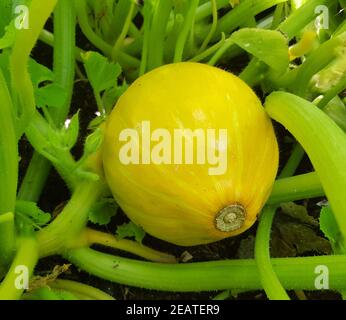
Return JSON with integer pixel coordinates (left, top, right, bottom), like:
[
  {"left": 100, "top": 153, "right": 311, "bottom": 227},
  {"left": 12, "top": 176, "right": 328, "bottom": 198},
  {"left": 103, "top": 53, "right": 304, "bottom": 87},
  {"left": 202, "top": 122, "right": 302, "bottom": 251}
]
[
  {"left": 239, "top": 58, "right": 269, "bottom": 87},
  {"left": 195, "top": 0, "right": 230, "bottom": 22},
  {"left": 210, "top": 0, "right": 288, "bottom": 41},
  {"left": 292, "top": 32, "right": 346, "bottom": 97},
  {"left": 268, "top": 172, "right": 324, "bottom": 204},
  {"left": 37, "top": 180, "right": 105, "bottom": 258},
  {"left": 279, "top": 0, "right": 337, "bottom": 39},
  {"left": 278, "top": 144, "right": 305, "bottom": 178},
  {"left": 0, "top": 213, "right": 15, "bottom": 269},
  {"left": 10, "top": 0, "right": 58, "bottom": 137},
  {"left": 265, "top": 91, "right": 346, "bottom": 249},
  {"left": 198, "top": 0, "right": 217, "bottom": 54},
  {"left": 39, "top": 29, "right": 84, "bottom": 62},
  {"left": 74, "top": 0, "right": 112, "bottom": 56},
  {"left": 147, "top": 0, "right": 173, "bottom": 70},
  {"left": 190, "top": 33, "right": 226, "bottom": 62},
  {"left": 50, "top": 279, "right": 115, "bottom": 300},
  {"left": 66, "top": 248, "right": 346, "bottom": 292},
  {"left": 19, "top": 0, "right": 76, "bottom": 202},
  {"left": 0, "top": 234, "right": 39, "bottom": 300},
  {"left": 174, "top": 0, "right": 199, "bottom": 62},
  {"left": 255, "top": 206, "right": 290, "bottom": 300},
  {"left": 111, "top": 1, "right": 136, "bottom": 62},
  {"left": 0, "top": 69, "right": 17, "bottom": 264},
  {"left": 317, "top": 75, "right": 346, "bottom": 110}
]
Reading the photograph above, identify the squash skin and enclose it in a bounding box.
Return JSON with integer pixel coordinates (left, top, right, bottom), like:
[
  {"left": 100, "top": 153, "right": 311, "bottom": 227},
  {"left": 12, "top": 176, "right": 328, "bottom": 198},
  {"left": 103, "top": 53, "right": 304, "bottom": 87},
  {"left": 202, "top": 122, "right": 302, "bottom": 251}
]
[{"left": 102, "top": 62, "right": 279, "bottom": 246}]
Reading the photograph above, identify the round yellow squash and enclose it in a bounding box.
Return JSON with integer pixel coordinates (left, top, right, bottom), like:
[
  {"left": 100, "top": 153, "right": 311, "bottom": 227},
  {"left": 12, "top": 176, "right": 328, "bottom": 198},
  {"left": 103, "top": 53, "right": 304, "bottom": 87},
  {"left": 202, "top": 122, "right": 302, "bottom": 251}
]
[{"left": 102, "top": 62, "right": 279, "bottom": 246}]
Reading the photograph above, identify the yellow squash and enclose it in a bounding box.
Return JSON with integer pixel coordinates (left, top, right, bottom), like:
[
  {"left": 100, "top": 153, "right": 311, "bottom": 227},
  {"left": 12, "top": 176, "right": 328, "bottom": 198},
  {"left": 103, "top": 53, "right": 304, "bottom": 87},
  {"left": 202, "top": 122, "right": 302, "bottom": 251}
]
[{"left": 102, "top": 62, "right": 279, "bottom": 246}]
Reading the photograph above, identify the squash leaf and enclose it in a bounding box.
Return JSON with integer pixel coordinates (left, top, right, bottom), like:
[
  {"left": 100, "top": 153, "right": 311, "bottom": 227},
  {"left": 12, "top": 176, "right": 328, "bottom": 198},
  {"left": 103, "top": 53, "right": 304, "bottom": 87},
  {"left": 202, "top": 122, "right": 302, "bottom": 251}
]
[
  {"left": 89, "top": 199, "right": 118, "bottom": 226},
  {"left": 82, "top": 51, "right": 122, "bottom": 93},
  {"left": 116, "top": 221, "right": 146, "bottom": 243},
  {"left": 231, "top": 28, "right": 289, "bottom": 72},
  {"left": 15, "top": 200, "right": 51, "bottom": 229},
  {"left": 280, "top": 202, "right": 319, "bottom": 227}
]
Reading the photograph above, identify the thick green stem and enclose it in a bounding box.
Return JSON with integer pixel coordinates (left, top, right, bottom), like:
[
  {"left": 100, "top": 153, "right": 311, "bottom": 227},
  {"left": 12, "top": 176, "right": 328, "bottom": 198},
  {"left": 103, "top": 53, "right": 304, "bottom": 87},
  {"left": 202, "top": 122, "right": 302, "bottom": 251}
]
[
  {"left": 49, "top": 279, "right": 115, "bottom": 300},
  {"left": 292, "top": 32, "right": 346, "bottom": 97},
  {"left": 0, "top": 213, "right": 15, "bottom": 270},
  {"left": 19, "top": 0, "right": 76, "bottom": 202},
  {"left": 0, "top": 70, "right": 17, "bottom": 266},
  {"left": 255, "top": 206, "right": 290, "bottom": 300},
  {"left": 265, "top": 92, "right": 346, "bottom": 249},
  {"left": 146, "top": 0, "right": 173, "bottom": 70},
  {"left": 279, "top": 0, "right": 337, "bottom": 39},
  {"left": 37, "top": 180, "right": 105, "bottom": 258},
  {"left": 278, "top": 144, "right": 305, "bottom": 178},
  {"left": 174, "top": 0, "right": 200, "bottom": 62},
  {"left": 269, "top": 172, "right": 324, "bottom": 204},
  {"left": 0, "top": 234, "right": 39, "bottom": 300},
  {"left": 209, "top": 0, "right": 288, "bottom": 41},
  {"left": 10, "top": 0, "right": 58, "bottom": 137},
  {"left": 66, "top": 248, "right": 346, "bottom": 292}
]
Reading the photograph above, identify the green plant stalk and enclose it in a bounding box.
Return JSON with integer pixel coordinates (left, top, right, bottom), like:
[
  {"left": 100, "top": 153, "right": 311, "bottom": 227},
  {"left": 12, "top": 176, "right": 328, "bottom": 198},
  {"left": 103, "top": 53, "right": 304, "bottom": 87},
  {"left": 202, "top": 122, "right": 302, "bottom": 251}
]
[
  {"left": 0, "top": 70, "right": 17, "bottom": 265},
  {"left": 39, "top": 29, "right": 84, "bottom": 62},
  {"left": 255, "top": 206, "right": 290, "bottom": 300},
  {"left": 37, "top": 180, "right": 105, "bottom": 258},
  {"left": 292, "top": 32, "right": 346, "bottom": 97},
  {"left": 239, "top": 58, "right": 269, "bottom": 87},
  {"left": 66, "top": 248, "right": 346, "bottom": 292},
  {"left": 74, "top": 0, "right": 112, "bottom": 56},
  {"left": 0, "top": 213, "right": 15, "bottom": 270},
  {"left": 110, "top": 0, "right": 136, "bottom": 43},
  {"left": 0, "top": 234, "right": 39, "bottom": 300},
  {"left": 278, "top": 144, "right": 305, "bottom": 179},
  {"left": 212, "top": 290, "right": 231, "bottom": 300},
  {"left": 195, "top": 0, "right": 230, "bottom": 22},
  {"left": 147, "top": 0, "right": 173, "bottom": 70},
  {"left": 268, "top": 172, "right": 324, "bottom": 204},
  {"left": 174, "top": 0, "right": 200, "bottom": 62},
  {"left": 265, "top": 92, "right": 346, "bottom": 250},
  {"left": 139, "top": 0, "right": 152, "bottom": 75},
  {"left": 23, "top": 287, "right": 62, "bottom": 300},
  {"left": 236, "top": 0, "right": 339, "bottom": 91},
  {"left": 111, "top": 1, "right": 136, "bottom": 61},
  {"left": 317, "top": 75, "right": 346, "bottom": 110},
  {"left": 191, "top": 33, "right": 226, "bottom": 62},
  {"left": 10, "top": 0, "right": 58, "bottom": 137},
  {"left": 19, "top": 0, "right": 76, "bottom": 203},
  {"left": 49, "top": 279, "right": 115, "bottom": 300},
  {"left": 279, "top": 0, "right": 337, "bottom": 39},
  {"left": 210, "top": 0, "right": 288, "bottom": 41},
  {"left": 198, "top": 0, "right": 218, "bottom": 53}
]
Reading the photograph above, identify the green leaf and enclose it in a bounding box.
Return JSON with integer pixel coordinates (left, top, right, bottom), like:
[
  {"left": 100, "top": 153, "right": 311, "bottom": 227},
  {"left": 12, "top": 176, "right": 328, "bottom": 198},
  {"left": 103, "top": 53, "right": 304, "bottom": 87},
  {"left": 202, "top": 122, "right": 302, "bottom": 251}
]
[
  {"left": 280, "top": 202, "right": 319, "bottom": 227},
  {"left": 271, "top": 215, "right": 331, "bottom": 257},
  {"left": 102, "top": 81, "right": 128, "bottom": 114},
  {"left": 0, "top": 0, "right": 12, "bottom": 37},
  {"left": 320, "top": 205, "right": 344, "bottom": 254},
  {"left": 28, "top": 58, "right": 54, "bottom": 87},
  {"left": 84, "top": 127, "right": 103, "bottom": 156},
  {"left": 36, "top": 83, "right": 67, "bottom": 109},
  {"left": 82, "top": 51, "right": 122, "bottom": 93},
  {"left": 0, "top": 22, "right": 16, "bottom": 50},
  {"left": 60, "top": 111, "right": 80, "bottom": 150},
  {"left": 324, "top": 97, "right": 346, "bottom": 133},
  {"left": 116, "top": 221, "right": 146, "bottom": 243},
  {"left": 15, "top": 200, "right": 51, "bottom": 228},
  {"left": 89, "top": 199, "right": 118, "bottom": 225},
  {"left": 231, "top": 28, "right": 289, "bottom": 72}
]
